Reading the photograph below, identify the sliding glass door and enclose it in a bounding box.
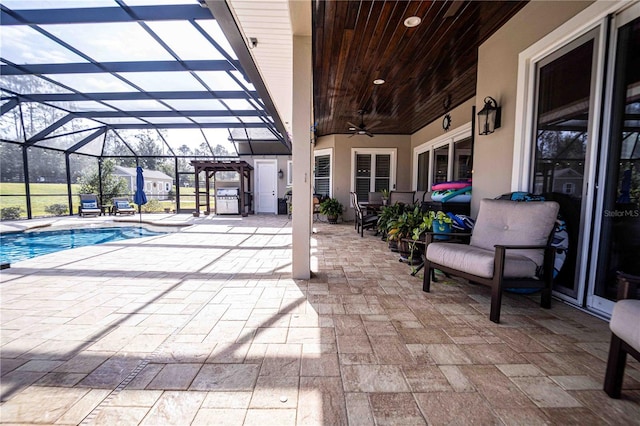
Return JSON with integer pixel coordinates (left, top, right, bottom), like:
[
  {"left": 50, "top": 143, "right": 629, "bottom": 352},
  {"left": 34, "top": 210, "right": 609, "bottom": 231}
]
[{"left": 589, "top": 9, "right": 640, "bottom": 314}]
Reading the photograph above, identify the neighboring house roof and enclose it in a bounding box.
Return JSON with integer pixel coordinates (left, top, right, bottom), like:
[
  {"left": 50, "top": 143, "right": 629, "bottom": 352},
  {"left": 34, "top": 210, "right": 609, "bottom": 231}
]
[{"left": 114, "top": 166, "right": 172, "bottom": 181}]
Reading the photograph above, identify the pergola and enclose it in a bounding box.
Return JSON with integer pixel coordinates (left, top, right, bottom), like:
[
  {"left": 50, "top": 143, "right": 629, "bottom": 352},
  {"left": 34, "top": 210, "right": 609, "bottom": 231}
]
[
  {"left": 191, "top": 159, "right": 253, "bottom": 216},
  {"left": 0, "top": 0, "right": 289, "bottom": 218}
]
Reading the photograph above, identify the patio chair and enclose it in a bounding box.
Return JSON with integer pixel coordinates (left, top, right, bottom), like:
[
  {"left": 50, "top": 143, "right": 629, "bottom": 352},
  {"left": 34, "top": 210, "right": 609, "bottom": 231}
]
[
  {"left": 368, "top": 191, "right": 383, "bottom": 205},
  {"left": 351, "top": 192, "right": 378, "bottom": 237},
  {"left": 389, "top": 190, "right": 415, "bottom": 206},
  {"left": 112, "top": 197, "right": 136, "bottom": 215},
  {"left": 78, "top": 194, "right": 101, "bottom": 217},
  {"left": 604, "top": 271, "right": 640, "bottom": 398},
  {"left": 422, "top": 198, "right": 559, "bottom": 323}
]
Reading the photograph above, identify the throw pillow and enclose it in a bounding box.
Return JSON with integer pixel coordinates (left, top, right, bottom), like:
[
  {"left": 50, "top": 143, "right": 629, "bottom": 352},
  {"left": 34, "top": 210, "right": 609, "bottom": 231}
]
[{"left": 82, "top": 201, "right": 97, "bottom": 209}]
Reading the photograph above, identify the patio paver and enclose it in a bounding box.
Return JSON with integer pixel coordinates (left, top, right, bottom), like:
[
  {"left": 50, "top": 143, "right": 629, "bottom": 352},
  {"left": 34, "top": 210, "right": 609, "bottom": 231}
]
[{"left": 1, "top": 214, "right": 639, "bottom": 424}]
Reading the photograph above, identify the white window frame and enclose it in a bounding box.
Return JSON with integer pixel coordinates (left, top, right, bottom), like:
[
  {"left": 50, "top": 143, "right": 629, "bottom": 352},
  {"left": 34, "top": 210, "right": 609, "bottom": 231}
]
[
  {"left": 350, "top": 148, "right": 397, "bottom": 206},
  {"left": 286, "top": 160, "right": 293, "bottom": 187},
  {"left": 313, "top": 148, "right": 332, "bottom": 197},
  {"left": 412, "top": 122, "right": 472, "bottom": 190}
]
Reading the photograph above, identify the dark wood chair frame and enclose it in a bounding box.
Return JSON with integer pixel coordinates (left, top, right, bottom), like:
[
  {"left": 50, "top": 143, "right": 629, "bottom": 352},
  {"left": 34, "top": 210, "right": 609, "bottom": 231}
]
[
  {"left": 604, "top": 272, "right": 640, "bottom": 398},
  {"left": 420, "top": 231, "right": 556, "bottom": 323},
  {"left": 351, "top": 192, "right": 378, "bottom": 237}
]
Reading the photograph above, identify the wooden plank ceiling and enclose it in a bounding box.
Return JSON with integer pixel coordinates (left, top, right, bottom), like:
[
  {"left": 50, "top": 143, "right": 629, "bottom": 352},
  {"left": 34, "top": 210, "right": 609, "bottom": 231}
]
[{"left": 312, "top": 0, "right": 527, "bottom": 137}]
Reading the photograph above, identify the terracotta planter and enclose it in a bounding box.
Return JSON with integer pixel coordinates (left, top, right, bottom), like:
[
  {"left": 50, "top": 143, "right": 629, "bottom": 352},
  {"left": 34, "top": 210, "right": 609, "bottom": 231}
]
[{"left": 327, "top": 215, "right": 338, "bottom": 224}]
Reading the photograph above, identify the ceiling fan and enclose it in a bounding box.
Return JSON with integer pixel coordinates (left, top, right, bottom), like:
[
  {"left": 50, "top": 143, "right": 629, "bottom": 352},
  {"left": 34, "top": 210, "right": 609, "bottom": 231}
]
[{"left": 347, "top": 110, "right": 374, "bottom": 137}]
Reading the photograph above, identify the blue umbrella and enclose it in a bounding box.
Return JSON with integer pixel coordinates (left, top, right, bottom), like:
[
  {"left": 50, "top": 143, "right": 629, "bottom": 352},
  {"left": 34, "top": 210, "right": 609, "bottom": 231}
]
[{"left": 133, "top": 166, "right": 147, "bottom": 222}]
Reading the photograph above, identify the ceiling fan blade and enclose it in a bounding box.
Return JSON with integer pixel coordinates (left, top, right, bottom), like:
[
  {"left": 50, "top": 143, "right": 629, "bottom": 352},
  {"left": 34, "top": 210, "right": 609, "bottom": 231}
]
[
  {"left": 365, "top": 131, "right": 374, "bottom": 137},
  {"left": 347, "top": 122, "right": 359, "bottom": 129},
  {"left": 348, "top": 133, "right": 355, "bottom": 138}
]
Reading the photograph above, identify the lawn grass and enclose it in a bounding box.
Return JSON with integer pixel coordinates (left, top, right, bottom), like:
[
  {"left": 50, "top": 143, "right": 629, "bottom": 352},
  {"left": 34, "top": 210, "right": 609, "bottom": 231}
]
[{"left": 0, "top": 183, "right": 202, "bottom": 218}]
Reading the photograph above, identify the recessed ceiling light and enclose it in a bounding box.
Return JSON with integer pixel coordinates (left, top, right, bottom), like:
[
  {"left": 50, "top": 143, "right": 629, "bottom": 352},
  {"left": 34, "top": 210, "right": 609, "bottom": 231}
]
[
  {"left": 373, "top": 79, "right": 385, "bottom": 85},
  {"left": 404, "top": 16, "right": 422, "bottom": 28}
]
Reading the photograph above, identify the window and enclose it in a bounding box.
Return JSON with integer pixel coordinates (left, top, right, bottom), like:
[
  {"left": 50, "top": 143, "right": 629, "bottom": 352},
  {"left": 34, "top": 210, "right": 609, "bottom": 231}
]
[
  {"left": 287, "top": 160, "right": 293, "bottom": 187},
  {"left": 412, "top": 123, "right": 472, "bottom": 191},
  {"left": 313, "top": 149, "right": 331, "bottom": 197},
  {"left": 351, "top": 148, "right": 396, "bottom": 203},
  {"left": 454, "top": 137, "right": 472, "bottom": 180},
  {"left": 416, "top": 151, "right": 430, "bottom": 191},
  {"left": 165, "top": 182, "right": 170, "bottom": 192},
  {"left": 563, "top": 182, "right": 574, "bottom": 194},
  {"left": 433, "top": 144, "right": 449, "bottom": 184}
]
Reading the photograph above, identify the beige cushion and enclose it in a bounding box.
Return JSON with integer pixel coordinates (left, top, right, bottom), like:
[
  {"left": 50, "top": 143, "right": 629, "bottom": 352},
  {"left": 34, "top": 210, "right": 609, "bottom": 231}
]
[
  {"left": 470, "top": 199, "right": 559, "bottom": 267},
  {"left": 426, "top": 242, "right": 538, "bottom": 279},
  {"left": 610, "top": 299, "right": 640, "bottom": 353}
]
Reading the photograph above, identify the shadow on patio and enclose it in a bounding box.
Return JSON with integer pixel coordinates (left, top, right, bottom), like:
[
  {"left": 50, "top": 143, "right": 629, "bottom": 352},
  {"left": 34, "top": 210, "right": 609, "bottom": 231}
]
[{"left": 1, "top": 215, "right": 639, "bottom": 424}]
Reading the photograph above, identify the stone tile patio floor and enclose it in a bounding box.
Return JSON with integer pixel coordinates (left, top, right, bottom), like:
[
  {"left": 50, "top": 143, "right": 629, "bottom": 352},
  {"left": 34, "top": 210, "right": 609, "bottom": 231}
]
[{"left": 1, "top": 214, "right": 639, "bottom": 425}]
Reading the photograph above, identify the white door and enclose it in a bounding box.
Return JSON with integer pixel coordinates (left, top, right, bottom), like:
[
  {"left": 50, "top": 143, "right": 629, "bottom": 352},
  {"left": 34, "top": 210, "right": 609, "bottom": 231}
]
[{"left": 255, "top": 160, "right": 277, "bottom": 213}]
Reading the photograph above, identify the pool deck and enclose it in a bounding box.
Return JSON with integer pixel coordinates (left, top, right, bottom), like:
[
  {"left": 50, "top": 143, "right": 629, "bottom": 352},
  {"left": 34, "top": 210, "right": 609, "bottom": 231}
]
[{"left": 1, "top": 214, "right": 639, "bottom": 425}]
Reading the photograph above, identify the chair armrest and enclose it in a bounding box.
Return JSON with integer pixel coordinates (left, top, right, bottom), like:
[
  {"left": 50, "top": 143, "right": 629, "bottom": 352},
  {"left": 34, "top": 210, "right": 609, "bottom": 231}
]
[
  {"left": 617, "top": 272, "right": 640, "bottom": 300},
  {"left": 494, "top": 244, "right": 552, "bottom": 250},
  {"left": 423, "top": 232, "right": 472, "bottom": 244}
]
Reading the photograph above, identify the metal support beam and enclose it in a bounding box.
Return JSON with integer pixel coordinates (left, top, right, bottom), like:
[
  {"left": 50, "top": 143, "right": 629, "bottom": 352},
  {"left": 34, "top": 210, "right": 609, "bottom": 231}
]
[
  {"left": 0, "top": 4, "right": 212, "bottom": 25},
  {"left": 20, "top": 91, "right": 258, "bottom": 103},
  {"left": 66, "top": 128, "right": 107, "bottom": 154},
  {"left": 25, "top": 115, "right": 75, "bottom": 146},
  {"left": 0, "top": 98, "right": 18, "bottom": 116},
  {"left": 0, "top": 60, "right": 239, "bottom": 75},
  {"left": 22, "top": 145, "right": 32, "bottom": 219}
]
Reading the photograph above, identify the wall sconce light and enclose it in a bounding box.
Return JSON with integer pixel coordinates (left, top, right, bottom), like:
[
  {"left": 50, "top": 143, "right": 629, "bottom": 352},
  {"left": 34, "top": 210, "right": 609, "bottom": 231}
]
[
  {"left": 477, "top": 96, "right": 501, "bottom": 135},
  {"left": 278, "top": 169, "right": 283, "bottom": 179}
]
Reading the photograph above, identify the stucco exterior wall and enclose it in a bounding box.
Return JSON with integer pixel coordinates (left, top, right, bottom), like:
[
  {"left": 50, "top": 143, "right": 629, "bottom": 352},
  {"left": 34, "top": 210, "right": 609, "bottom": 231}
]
[
  {"left": 314, "top": 133, "right": 411, "bottom": 221},
  {"left": 473, "top": 0, "right": 593, "bottom": 214},
  {"left": 410, "top": 98, "right": 476, "bottom": 151}
]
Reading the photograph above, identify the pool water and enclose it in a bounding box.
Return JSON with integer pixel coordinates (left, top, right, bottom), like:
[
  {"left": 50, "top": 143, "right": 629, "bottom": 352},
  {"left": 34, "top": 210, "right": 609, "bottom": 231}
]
[{"left": 0, "top": 227, "right": 166, "bottom": 265}]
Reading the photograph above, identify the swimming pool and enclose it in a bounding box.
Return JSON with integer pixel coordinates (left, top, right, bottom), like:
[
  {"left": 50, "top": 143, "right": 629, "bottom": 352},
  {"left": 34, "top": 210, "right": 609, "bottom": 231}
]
[{"left": 0, "top": 226, "right": 166, "bottom": 265}]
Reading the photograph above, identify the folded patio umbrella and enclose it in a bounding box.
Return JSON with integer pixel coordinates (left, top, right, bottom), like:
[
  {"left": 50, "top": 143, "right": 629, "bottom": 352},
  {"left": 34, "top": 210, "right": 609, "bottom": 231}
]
[{"left": 134, "top": 166, "right": 147, "bottom": 222}]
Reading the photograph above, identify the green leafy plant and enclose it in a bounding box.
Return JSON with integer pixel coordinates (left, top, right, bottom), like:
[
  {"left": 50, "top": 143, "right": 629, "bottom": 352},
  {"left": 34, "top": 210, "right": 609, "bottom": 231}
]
[
  {"left": 78, "top": 159, "right": 128, "bottom": 205},
  {"left": 412, "top": 210, "right": 453, "bottom": 239},
  {"left": 377, "top": 202, "right": 403, "bottom": 236},
  {"left": 388, "top": 205, "right": 423, "bottom": 242},
  {"left": 380, "top": 188, "right": 390, "bottom": 199},
  {"left": 1, "top": 206, "right": 22, "bottom": 220},
  {"left": 44, "top": 203, "right": 68, "bottom": 216},
  {"left": 141, "top": 198, "right": 163, "bottom": 213},
  {"left": 319, "top": 197, "right": 343, "bottom": 222}
]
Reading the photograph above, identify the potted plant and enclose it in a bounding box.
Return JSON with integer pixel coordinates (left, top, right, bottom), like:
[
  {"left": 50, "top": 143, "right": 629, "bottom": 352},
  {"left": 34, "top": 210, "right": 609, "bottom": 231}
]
[
  {"left": 387, "top": 204, "right": 423, "bottom": 261},
  {"left": 377, "top": 202, "right": 403, "bottom": 248},
  {"left": 319, "top": 197, "right": 343, "bottom": 224},
  {"left": 413, "top": 210, "right": 453, "bottom": 241},
  {"left": 431, "top": 210, "right": 453, "bottom": 239},
  {"left": 380, "top": 188, "right": 390, "bottom": 206}
]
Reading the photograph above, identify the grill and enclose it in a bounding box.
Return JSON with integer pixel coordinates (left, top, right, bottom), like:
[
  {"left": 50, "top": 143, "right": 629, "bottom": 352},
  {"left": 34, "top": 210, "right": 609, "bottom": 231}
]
[{"left": 215, "top": 188, "right": 240, "bottom": 215}]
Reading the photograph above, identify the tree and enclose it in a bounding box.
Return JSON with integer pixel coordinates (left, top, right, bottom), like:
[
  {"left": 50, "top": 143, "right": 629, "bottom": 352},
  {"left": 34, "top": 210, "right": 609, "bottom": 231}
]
[
  {"left": 213, "top": 144, "right": 233, "bottom": 157},
  {"left": 135, "top": 130, "right": 164, "bottom": 170},
  {"left": 78, "top": 159, "right": 128, "bottom": 205}
]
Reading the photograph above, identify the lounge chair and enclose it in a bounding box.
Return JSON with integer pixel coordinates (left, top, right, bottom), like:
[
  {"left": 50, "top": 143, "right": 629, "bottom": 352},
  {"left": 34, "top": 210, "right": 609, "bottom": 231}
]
[
  {"left": 422, "top": 198, "right": 559, "bottom": 323},
  {"left": 78, "top": 194, "right": 101, "bottom": 217},
  {"left": 112, "top": 197, "right": 136, "bottom": 215}
]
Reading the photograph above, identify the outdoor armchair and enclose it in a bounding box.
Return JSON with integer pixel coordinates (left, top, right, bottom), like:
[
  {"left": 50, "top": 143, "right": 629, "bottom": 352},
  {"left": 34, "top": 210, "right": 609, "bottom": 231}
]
[
  {"left": 112, "top": 197, "right": 136, "bottom": 215},
  {"left": 604, "top": 272, "right": 640, "bottom": 398},
  {"left": 422, "top": 198, "right": 559, "bottom": 323},
  {"left": 78, "top": 194, "right": 101, "bottom": 217}
]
